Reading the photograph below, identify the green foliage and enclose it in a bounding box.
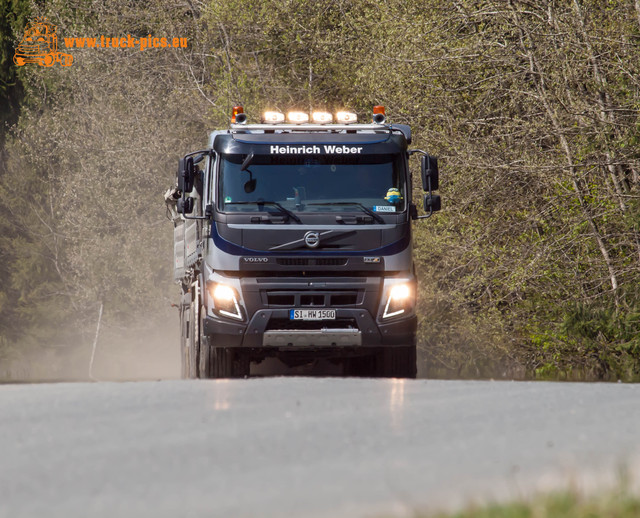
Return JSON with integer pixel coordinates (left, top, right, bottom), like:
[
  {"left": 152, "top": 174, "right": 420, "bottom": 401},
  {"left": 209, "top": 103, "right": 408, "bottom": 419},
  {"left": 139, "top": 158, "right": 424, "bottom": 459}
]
[
  {"left": 0, "top": 0, "right": 30, "bottom": 128},
  {"left": 423, "top": 488, "right": 640, "bottom": 518}
]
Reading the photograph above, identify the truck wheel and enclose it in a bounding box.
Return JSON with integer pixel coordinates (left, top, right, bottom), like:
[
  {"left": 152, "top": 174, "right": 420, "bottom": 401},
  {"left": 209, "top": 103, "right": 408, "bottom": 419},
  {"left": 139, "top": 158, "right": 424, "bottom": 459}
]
[
  {"left": 376, "top": 345, "right": 417, "bottom": 378},
  {"left": 198, "top": 307, "right": 212, "bottom": 378},
  {"left": 42, "top": 54, "right": 54, "bottom": 67},
  {"left": 197, "top": 304, "right": 250, "bottom": 378},
  {"left": 186, "top": 300, "right": 200, "bottom": 378},
  {"left": 179, "top": 304, "right": 189, "bottom": 379}
]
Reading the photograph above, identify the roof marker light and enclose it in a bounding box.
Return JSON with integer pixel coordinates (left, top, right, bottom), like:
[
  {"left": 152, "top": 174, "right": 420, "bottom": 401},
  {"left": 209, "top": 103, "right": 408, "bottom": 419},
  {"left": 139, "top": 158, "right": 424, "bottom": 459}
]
[
  {"left": 262, "top": 111, "right": 285, "bottom": 123},
  {"left": 231, "top": 105, "right": 244, "bottom": 124},
  {"left": 287, "top": 111, "right": 309, "bottom": 124},
  {"left": 336, "top": 111, "right": 358, "bottom": 124},
  {"left": 372, "top": 105, "right": 386, "bottom": 124},
  {"left": 312, "top": 111, "right": 333, "bottom": 124}
]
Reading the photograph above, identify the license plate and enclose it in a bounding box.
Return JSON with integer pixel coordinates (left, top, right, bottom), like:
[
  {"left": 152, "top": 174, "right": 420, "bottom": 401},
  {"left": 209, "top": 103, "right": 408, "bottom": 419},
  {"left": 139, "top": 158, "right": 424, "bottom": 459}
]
[{"left": 289, "top": 309, "right": 336, "bottom": 320}]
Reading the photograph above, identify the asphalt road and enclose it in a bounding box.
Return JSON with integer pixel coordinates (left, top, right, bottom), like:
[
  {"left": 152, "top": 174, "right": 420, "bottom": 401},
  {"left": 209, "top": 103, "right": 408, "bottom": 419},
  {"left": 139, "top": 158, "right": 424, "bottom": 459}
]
[{"left": 1, "top": 378, "right": 639, "bottom": 518}]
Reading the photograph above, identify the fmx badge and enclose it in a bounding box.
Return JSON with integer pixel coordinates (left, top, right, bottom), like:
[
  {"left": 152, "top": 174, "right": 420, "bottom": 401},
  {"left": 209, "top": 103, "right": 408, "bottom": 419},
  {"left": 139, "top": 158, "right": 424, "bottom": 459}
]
[{"left": 13, "top": 18, "right": 73, "bottom": 67}]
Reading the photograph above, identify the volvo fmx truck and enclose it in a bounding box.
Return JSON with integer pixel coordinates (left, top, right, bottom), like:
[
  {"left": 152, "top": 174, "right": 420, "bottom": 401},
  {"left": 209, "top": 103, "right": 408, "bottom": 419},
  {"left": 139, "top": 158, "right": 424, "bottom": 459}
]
[{"left": 165, "top": 106, "right": 440, "bottom": 378}]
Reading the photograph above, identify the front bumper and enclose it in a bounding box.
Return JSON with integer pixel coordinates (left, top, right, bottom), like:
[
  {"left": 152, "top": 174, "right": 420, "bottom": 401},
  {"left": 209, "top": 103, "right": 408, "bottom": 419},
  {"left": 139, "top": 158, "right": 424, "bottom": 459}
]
[{"left": 202, "top": 309, "right": 416, "bottom": 348}]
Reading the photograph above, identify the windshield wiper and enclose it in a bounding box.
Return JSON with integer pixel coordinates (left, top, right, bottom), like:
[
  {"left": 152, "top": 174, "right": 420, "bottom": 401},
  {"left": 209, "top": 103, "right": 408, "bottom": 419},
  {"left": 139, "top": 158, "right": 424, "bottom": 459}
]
[
  {"left": 308, "top": 202, "right": 385, "bottom": 224},
  {"left": 224, "top": 201, "right": 302, "bottom": 223}
]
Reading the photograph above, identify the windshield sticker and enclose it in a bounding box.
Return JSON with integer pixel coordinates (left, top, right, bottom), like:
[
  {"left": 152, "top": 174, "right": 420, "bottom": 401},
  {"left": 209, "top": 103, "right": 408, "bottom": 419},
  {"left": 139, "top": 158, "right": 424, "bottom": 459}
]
[{"left": 373, "top": 206, "right": 396, "bottom": 212}]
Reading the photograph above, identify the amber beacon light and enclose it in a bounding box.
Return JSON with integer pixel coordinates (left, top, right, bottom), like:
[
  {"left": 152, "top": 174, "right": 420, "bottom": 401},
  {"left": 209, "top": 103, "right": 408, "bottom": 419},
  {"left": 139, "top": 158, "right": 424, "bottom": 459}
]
[
  {"left": 372, "top": 105, "right": 386, "bottom": 124},
  {"left": 231, "top": 105, "right": 246, "bottom": 124}
]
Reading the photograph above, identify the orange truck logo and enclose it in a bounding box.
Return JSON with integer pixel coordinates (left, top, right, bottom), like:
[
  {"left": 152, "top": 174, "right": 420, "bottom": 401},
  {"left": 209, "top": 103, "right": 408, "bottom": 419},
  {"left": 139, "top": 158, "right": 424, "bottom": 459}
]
[{"left": 13, "top": 18, "right": 73, "bottom": 67}]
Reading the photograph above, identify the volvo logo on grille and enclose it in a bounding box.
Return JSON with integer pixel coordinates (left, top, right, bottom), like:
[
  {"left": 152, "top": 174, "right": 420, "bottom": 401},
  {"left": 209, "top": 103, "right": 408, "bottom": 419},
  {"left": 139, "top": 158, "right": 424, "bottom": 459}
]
[{"left": 304, "top": 231, "right": 320, "bottom": 248}]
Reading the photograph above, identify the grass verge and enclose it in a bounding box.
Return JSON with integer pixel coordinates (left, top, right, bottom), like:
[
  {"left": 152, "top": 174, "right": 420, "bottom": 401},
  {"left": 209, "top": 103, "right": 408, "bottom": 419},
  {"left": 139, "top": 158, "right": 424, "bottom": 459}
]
[{"left": 415, "top": 489, "right": 640, "bottom": 518}]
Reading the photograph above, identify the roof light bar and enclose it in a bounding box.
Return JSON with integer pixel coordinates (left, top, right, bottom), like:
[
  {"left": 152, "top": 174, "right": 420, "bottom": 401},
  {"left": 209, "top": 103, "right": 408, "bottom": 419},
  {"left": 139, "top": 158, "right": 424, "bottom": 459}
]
[
  {"left": 287, "top": 111, "right": 309, "bottom": 124},
  {"left": 231, "top": 108, "right": 376, "bottom": 127},
  {"left": 262, "top": 111, "right": 285, "bottom": 123},
  {"left": 335, "top": 111, "right": 358, "bottom": 124},
  {"left": 312, "top": 111, "right": 333, "bottom": 124}
]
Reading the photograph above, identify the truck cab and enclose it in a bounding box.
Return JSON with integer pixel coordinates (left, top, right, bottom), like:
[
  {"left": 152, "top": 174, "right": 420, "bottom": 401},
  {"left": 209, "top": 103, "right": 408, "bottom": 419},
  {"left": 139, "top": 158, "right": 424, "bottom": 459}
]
[{"left": 165, "top": 107, "right": 440, "bottom": 378}]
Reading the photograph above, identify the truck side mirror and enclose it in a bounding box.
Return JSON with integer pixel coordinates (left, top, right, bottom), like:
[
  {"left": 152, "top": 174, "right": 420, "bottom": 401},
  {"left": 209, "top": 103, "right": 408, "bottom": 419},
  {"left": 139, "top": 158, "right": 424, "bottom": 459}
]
[
  {"left": 423, "top": 193, "right": 441, "bottom": 213},
  {"left": 421, "top": 155, "right": 439, "bottom": 191},
  {"left": 177, "top": 197, "right": 194, "bottom": 214},
  {"left": 178, "top": 157, "right": 195, "bottom": 193}
]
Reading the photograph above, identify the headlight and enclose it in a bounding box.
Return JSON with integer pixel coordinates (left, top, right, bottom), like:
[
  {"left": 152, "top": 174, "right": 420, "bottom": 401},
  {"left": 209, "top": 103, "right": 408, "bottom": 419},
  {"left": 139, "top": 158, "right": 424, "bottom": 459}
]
[
  {"left": 209, "top": 282, "right": 243, "bottom": 320},
  {"left": 382, "top": 282, "right": 414, "bottom": 319}
]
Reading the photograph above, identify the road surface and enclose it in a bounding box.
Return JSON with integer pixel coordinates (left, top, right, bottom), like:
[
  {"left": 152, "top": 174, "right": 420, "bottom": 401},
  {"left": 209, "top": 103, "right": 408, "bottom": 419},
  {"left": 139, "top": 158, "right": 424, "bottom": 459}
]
[{"left": 1, "top": 378, "right": 639, "bottom": 517}]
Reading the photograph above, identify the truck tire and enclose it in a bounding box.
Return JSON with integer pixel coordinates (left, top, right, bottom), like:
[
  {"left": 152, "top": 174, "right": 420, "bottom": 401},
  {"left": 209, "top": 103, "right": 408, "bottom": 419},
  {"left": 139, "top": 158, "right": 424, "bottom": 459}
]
[
  {"left": 376, "top": 345, "right": 417, "bottom": 378},
  {"left": 197, "top": 281, "right": 250, "bottom": 379},
  {"left": 198, "top": 307, "right": 212, "bottom": 378},
  {"left": 179, "top": 305, "right": 189, "bottom": 379},
  {"left": 186, "top": 301, "right": 199, "bottom": 378},
  {"left": 197, "top": 319, "right": 251, "bottom": 378}
]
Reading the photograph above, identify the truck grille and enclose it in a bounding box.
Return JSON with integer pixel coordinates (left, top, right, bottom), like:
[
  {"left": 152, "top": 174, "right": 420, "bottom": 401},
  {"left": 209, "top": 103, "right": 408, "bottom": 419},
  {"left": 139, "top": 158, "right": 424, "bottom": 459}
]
[
  {"left": 266, "top": 291, "right": 360, "bottom": 307},
  {"left": 276, "top": 257, "right": 348, "bottom": 266}
]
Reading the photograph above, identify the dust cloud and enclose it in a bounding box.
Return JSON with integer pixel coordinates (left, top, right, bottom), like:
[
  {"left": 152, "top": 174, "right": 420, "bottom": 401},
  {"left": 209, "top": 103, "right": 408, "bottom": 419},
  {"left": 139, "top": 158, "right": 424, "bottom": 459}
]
[{"left": 0, "top": 310, "right": 181, "bottom": 383}]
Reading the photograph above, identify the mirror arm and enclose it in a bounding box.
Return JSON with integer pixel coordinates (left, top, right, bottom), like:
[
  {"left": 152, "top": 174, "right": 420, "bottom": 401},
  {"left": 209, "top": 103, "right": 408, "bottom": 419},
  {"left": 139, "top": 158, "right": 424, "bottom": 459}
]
[
  {"left": 184, "top": 149, "right": 211, "bottom": 159},
  {"left": 183, "top": 214, "right": 210, "bottom": 220},
  {"left": 416, "top": 208, "right": 434, "bottom": 220},
  {"left": 181, "top": 191, "right": 211, "bottom": 220}
]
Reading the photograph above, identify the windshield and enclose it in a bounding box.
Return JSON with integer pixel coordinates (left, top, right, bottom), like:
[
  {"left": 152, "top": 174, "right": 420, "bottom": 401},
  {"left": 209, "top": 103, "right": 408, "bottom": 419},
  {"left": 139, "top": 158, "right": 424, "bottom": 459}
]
[{"left": 217, "top": 153, "right": 406, "bottom": 214}]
